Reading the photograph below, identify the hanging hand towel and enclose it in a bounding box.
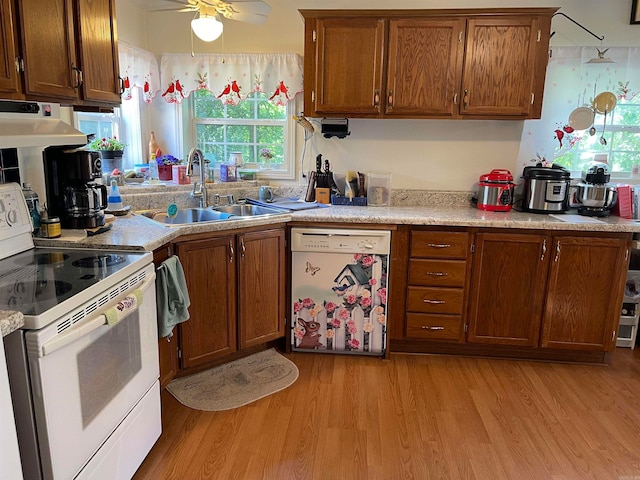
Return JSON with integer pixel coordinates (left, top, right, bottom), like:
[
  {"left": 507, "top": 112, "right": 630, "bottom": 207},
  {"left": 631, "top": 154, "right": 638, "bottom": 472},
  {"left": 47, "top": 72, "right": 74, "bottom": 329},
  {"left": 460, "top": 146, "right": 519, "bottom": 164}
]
[{"left": 156, "top": 255, "right": 191, "bottom": 338}]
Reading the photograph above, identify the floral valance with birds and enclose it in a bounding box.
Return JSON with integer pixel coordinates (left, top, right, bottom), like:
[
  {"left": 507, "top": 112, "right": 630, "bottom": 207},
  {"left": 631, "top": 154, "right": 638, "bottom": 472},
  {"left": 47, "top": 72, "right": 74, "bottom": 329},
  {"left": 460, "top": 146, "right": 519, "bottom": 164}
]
[
  {"left": 158, "top": 53, "right": 303, "bottom": 106},
  {"left": 118, "top": 41, "right": 162, "bottom": 103}
]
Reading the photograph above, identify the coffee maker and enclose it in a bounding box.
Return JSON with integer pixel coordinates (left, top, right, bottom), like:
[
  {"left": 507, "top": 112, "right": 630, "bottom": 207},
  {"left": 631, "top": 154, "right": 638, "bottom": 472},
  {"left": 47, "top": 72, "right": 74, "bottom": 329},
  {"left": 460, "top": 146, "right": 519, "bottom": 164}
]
[{"left": 43, "top": 146, "right": 107, "bottom": 229}]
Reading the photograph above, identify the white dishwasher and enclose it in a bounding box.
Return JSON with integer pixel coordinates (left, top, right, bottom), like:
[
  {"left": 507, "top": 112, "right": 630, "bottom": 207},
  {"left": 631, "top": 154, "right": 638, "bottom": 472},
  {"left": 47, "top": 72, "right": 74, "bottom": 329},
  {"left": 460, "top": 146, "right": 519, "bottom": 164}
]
[{"left": 291, "top": 227, "right": 391, "bottom": 356}]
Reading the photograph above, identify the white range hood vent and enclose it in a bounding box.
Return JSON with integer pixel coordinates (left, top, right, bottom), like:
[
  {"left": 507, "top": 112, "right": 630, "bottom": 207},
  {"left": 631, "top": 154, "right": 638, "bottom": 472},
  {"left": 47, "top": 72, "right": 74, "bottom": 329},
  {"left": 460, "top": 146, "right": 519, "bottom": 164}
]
[{"left": 0, "top": 100, "right": 88, "bottom": 149}]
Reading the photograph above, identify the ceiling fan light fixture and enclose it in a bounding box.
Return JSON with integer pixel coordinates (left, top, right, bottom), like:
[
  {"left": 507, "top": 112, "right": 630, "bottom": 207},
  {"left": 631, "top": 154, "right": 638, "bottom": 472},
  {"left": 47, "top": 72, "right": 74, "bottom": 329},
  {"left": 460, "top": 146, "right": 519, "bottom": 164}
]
[{"left": 191, "top": 10, "right": 223, "bottom": 42}]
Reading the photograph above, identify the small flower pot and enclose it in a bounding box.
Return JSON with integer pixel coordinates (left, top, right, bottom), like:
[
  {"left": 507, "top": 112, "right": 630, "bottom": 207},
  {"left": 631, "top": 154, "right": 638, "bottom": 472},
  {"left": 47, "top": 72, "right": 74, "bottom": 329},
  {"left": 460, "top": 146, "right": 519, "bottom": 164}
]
[{"left": 158, "top": 165, "right": 173, "bottom": 181}]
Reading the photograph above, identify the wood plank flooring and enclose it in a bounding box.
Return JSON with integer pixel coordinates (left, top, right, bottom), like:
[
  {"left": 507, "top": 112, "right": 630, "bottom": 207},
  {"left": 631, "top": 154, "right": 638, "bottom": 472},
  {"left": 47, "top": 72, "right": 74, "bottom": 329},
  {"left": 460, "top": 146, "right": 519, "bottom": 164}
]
[{"left": 134, "top": 349, "right": 640, "bottom": 480}]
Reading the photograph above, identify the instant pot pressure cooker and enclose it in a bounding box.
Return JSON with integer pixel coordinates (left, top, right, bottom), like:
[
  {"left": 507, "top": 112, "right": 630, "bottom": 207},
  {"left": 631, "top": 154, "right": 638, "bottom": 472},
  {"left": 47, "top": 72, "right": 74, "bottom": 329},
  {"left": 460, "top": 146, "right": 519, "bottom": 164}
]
[
  {"left": 476, "top": 169, "right": 515, "bottom": 212},
  {"left": 517, "top": 164, "right": 571, "bottom": 213}
]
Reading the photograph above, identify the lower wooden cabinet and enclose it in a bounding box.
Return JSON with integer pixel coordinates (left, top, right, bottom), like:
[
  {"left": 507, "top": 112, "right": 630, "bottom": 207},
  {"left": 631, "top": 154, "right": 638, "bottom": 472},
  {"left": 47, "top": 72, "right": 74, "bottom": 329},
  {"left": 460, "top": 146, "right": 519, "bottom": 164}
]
[
  {"left": 174, "top": 226, "right": 286, "bottom": 371},
  {"left": 467, "top": 232, "right": 548, "bottom": 346},
  {"left": 176, "top": 235, "right": 237, "bottom": 369},
  {"left": 399, "top": 226, "right": 632, "bottom": 361},
  {"left": 467, "top": 231, "right": 630, "bottom": 352},
  {"left": 541, "top": 236, "right": 629, "bottom": 350}
]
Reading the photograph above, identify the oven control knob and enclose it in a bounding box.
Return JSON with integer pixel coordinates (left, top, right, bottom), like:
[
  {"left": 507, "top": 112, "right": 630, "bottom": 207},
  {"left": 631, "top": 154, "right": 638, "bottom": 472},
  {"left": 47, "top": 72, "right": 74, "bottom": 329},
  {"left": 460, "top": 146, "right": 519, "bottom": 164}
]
[{"left": 6, "top": 208, "right": 18, "bottom": 225}]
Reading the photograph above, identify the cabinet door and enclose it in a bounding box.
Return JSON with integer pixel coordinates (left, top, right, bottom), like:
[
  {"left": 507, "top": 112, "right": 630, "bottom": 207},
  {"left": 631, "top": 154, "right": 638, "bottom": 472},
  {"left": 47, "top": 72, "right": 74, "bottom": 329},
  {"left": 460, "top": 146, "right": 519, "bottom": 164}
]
[
  {"left": 0, "top": 0, "right": 22, "bottom": 98},
  {"left": 18, "top": 0, "right": 79, "bottom": 101},
  {"left": 541, "top": 236, "right": 629, "bottom": 351},
  {"left": 460, "top": 16, "right": 540, "bottom": 117},
  {"left": 237, "top": 228, "right": 285, "bottom": 349},
  {"left": 386, "top": 18, "right": 464, "bottom": 117},
  {"left": 308, "top": 17, "right": 385, "bottom": 116},
  {"left": 177, "top": 236, "right": 237, "bottom": 368},
  {"left": 75, "top": 0, "right": 121, "bottom": 104},
  {"left": 467, "top": 232, "right": 549, "bottom": 346}
]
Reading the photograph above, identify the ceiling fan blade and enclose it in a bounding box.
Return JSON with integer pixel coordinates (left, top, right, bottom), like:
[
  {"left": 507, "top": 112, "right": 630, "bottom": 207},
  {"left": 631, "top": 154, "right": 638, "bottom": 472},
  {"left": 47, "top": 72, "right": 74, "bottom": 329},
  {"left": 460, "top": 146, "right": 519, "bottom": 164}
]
[{"left": 200, "top": 0, "right": 271, "bottom": 24}]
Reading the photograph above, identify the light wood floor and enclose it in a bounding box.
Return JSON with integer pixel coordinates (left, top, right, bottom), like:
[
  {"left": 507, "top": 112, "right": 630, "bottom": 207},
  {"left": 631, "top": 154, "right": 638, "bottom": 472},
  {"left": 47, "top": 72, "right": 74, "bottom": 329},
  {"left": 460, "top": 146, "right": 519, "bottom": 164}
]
[{"left": 134, "top": 349, "right": 640, "bottom": 480}]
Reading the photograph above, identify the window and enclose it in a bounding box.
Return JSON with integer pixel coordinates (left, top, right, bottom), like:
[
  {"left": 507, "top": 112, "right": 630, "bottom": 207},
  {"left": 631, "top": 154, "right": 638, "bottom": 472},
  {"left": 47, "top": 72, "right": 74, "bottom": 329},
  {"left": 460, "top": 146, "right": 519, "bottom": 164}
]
[
  {"left": 73, "top": 88, "right": 144, "bottom": 170},
  {"left": 554, "top": 100, "right": 640, "bottom": 174},
  {"left": 518, "top": 46, "right": 640, "bottom": 177},
  {"left": 184, "top": 90, "right": 296, "bottom": 180}
]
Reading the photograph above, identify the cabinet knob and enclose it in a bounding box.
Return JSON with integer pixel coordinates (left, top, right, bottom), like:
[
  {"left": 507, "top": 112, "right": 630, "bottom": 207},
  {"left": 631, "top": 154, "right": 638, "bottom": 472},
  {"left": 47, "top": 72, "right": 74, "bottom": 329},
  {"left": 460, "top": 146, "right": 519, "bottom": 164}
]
[
  {"left": 463, "top": 89, "right": 469, "bottom": 109},
  {"left": 240, "top": 239, "right": 246, "bottom": 259},
  {"left": 421, "top": 325, "right": 445, "bottom": 330},
  {"left": 373, "top": 89, "right": 380, "bottom": 108},
  {"left": 423, "top": 299, "right": 445, "bottom": 304},
  {"left": 425, "top": 272, "right": 448, "bottom": 277},
  {"left": 229, "top": 240, "right": 234, "bottom": 263},
  {"left": 72, "top": 66, "right": 83, "bottom": 90},
  {"left": 388, "top": 90, "right": 394, "bottom": 109}
]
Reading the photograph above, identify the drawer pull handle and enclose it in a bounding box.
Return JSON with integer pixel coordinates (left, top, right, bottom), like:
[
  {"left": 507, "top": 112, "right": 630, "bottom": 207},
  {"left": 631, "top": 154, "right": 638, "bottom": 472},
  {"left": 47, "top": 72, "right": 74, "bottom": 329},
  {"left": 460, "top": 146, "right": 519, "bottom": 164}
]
[
  {"left": 421, "top": 326, "right": 445, "bottom": 330},
  {"left": 423, "top": 299, "right": 445, "bottom": 304},
  {"left": 425, "top": 272, "right": 448, "bottom": 277},
  {"left": 427, "top": 243, "right": 451, "bottom": 249}
]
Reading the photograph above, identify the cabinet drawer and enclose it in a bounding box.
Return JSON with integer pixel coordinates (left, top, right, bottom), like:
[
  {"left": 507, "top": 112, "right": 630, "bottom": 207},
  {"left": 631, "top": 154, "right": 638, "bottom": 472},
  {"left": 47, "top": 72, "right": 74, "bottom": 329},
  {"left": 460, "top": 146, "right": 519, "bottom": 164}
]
[
  {"left": 406, "top": 313, "right": 462, "bottom": 340},
  {"left": 409, "top": 259, "right": 466, "bottom": 287},
  {"left": 407, "top": 286, "right": 463, "bottom": 314},
  {"left": 411, "top": 231, "right": 468, "bottom": 258}
]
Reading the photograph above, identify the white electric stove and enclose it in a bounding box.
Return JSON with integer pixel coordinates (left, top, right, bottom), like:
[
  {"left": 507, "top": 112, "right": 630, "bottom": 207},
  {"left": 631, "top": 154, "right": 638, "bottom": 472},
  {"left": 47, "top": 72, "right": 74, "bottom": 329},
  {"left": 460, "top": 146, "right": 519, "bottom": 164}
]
[{"left": 0, "top": 182, "right": 161, "bottom": 480}]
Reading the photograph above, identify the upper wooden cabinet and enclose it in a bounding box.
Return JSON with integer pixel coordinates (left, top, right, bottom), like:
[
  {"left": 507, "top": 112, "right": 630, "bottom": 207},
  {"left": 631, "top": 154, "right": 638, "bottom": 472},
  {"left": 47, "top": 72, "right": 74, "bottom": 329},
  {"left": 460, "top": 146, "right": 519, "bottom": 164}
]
[
  {"left": 0, "top": 0, "right": 22, "bottom": 98},
  {"left": 300, "top": 8, "right": 556, "bottom": 120},
  {"left": 6, "top": 0, "right": 121, "bottom": 106}
]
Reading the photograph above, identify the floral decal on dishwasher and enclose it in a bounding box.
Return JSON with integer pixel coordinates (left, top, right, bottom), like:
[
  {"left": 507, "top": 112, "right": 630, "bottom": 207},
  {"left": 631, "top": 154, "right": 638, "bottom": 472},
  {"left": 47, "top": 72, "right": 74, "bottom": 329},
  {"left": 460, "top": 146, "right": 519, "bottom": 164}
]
[{"left": 292, "top": 253, "right": 388, "bottom": 355}]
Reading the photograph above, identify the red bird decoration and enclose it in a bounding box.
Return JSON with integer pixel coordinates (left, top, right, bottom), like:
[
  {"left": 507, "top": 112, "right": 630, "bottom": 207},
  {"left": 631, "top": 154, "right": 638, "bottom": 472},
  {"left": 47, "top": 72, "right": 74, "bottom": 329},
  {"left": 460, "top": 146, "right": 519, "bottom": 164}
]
[
  {"left": 217, "top": 83, "right": 231, "bottom": 98},
  {"left": 143, "top": 80, "right": 150, "bottom": 93},
  {"left": 231, "top": 80, "right": 241, "bottom": 98},
  {"left": 554, "top": 129, "right": 564, "bottom": 148},
  {"left": 123, "top": 76, "right": 130, "bottom": 89},
  {"left": 162, "top": 82, "right": 175, "bottom": 97},
  {"left": 175, "top": 79, "right": 185, "bottom": 98}
]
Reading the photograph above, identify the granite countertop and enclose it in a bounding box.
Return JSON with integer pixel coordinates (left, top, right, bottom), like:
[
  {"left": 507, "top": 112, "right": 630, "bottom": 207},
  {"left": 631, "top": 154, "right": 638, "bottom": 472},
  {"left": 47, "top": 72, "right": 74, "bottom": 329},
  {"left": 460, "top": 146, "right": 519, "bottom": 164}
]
[
  {"left": 289, "top": 205, "right": 640, "bottom": 233},
  {"left": 32, "top": 203, "right": 640, "bottom": 253},
  {"left": 0, "top": 310, "right": 24, "bottom": 337}
]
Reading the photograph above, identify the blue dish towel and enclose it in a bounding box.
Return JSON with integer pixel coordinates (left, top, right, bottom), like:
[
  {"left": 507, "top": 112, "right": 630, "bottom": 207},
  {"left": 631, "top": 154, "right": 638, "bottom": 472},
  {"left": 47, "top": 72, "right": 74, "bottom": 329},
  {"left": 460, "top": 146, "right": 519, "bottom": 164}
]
[{"left": 156, "top": 255, "right": 191, "bottom": 338}]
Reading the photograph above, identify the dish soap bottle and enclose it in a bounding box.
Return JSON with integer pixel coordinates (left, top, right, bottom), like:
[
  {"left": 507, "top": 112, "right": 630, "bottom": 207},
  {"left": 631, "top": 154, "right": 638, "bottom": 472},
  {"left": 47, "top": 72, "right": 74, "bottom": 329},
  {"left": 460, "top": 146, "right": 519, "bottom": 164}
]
[
  {"left": 148, "top": 154, "right": 159, "bottom": 184},
  {"left": 22, "top": 183, "right": 41, "bottom": 236}
]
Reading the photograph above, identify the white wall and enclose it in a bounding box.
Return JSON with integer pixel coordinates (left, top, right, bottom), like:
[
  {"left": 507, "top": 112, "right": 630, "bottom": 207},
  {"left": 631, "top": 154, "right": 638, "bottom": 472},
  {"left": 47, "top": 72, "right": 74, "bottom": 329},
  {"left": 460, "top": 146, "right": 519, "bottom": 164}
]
[{"left": 120, "top": 0, "right": 640, "bottom": 191}]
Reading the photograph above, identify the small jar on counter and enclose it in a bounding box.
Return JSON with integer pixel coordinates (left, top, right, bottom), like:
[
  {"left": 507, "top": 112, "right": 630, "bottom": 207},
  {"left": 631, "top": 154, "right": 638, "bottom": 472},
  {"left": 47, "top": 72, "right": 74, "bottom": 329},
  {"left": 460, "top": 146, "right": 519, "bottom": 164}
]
[{"left": 40, "top": 216, "right": 61, "bottom": 238}]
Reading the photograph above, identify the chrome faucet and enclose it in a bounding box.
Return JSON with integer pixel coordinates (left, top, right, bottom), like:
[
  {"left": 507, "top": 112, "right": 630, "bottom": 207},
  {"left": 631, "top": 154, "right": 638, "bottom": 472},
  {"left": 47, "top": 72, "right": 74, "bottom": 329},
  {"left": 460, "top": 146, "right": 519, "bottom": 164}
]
[{"left": 186, "top": 148, "right": 208, "bottom": 208}]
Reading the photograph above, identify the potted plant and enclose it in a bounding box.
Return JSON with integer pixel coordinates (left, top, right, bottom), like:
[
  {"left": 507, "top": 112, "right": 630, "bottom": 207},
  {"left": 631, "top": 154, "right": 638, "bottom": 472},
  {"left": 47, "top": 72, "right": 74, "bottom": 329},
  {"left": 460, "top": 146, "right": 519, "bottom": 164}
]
[
  {"left": 89, "top": 136, "right": 125, "bottom": 157},
  {"left": 157, "top": 155, "right": 181, "bottom": 181},
  {"left": 89, "top": 136, "right": 126, "bottom": 173}
]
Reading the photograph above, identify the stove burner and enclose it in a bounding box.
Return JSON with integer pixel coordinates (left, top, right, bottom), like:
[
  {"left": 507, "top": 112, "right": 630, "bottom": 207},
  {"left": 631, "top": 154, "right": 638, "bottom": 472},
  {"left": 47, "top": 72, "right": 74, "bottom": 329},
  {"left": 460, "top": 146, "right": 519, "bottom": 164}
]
[
  {"left": 72, "top": 254, "right": 126, "bottom": 269},
  {"left": 33, "top": 252, "right": 70, "bottom": 265},
  {"left": 1, "top": 280, "right": 74, "bottom": 313}
]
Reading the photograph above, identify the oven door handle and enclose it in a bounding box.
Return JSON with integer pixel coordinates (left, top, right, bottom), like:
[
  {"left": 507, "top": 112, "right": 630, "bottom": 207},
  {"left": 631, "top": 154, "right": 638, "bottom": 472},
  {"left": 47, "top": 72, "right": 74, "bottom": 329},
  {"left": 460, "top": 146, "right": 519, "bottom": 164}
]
[{"left": 41, "top": 275, "right": 155, "bottom": 357}]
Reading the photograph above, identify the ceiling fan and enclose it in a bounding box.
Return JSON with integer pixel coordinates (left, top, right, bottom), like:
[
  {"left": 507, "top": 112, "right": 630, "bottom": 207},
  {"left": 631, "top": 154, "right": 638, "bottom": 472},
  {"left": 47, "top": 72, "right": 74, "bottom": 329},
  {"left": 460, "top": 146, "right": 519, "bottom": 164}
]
[{"left": 132, "top": 0, "right": 271, "bottom": 41}]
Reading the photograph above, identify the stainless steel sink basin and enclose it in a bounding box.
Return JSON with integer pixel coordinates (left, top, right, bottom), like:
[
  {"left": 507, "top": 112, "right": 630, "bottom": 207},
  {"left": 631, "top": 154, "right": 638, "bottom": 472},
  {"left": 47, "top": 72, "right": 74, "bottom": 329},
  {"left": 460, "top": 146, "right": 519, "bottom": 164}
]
[
  {"left": 136, "top": 204, "right": 288, "bottom": 227},
  {"left": 137, "top": 208, "right": 232, "bottom": 226},
  {"left": 211, "top": 204, "right": 285, "bottom": 216}
]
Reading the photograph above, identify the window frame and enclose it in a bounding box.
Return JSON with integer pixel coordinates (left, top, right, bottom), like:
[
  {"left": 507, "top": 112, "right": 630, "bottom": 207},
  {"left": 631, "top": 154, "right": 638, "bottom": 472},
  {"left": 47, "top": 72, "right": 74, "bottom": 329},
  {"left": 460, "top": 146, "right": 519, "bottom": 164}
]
[{"left": 182, "top": 92, "right": 297, "bottom": 181}]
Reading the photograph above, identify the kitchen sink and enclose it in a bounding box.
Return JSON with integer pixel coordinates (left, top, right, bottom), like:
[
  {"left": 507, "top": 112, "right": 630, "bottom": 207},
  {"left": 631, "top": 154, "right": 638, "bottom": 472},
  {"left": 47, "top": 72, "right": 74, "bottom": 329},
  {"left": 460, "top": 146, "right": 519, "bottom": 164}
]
[
  {"left": 211, "top": 204, "right": 286, "bottom": 216},
  {"left": 136, "top": 204, "right": 288, "bottom": 227}
]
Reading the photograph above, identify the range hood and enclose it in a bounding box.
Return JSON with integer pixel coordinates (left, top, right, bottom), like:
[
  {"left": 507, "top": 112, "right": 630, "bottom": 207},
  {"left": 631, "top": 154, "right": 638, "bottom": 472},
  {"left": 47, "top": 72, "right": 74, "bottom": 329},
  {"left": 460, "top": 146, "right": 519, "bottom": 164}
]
[{"left": 0, "top": 100, "right": 88, "bottom": 149}]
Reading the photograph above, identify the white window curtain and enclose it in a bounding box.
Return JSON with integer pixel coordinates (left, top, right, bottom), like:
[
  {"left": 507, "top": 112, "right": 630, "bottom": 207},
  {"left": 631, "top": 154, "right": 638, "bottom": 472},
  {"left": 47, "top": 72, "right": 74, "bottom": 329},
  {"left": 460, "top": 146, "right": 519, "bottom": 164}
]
[
  {"left": 159, "top": 53, "right": 303, "bottom": 106},
  {"left": 118, "top": 41, "right": 162, "bottom": 103},
  {"left": 518, "top": 46, "right": 640, "bottom": 171}
]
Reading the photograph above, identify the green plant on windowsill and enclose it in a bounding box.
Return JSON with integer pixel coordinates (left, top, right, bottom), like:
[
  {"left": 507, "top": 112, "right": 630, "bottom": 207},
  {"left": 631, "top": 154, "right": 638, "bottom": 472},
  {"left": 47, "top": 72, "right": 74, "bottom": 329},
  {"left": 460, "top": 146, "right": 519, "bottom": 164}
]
[{"left": 89, "top": 136, "right": 126, "bottom": 152}]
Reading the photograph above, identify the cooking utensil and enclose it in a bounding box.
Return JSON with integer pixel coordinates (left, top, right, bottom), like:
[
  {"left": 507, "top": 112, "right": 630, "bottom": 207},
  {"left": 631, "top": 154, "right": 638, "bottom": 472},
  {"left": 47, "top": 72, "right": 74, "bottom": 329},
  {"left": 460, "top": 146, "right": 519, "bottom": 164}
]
[
  {"left": 589, "top": 125, "right": 597, "bottom": 136},
  {"left": 600, "top": 110, "right": 607, "bottom": 145}
]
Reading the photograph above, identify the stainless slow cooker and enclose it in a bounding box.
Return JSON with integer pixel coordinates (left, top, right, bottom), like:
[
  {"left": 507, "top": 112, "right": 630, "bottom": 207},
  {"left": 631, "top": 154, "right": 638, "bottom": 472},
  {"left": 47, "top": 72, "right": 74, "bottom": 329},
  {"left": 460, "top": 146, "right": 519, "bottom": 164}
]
[{"left": 518, "top": 164, "right": 571, "bottom": 213}]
